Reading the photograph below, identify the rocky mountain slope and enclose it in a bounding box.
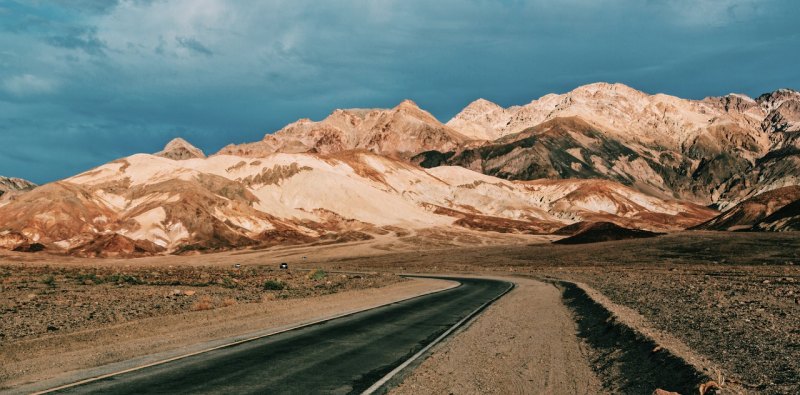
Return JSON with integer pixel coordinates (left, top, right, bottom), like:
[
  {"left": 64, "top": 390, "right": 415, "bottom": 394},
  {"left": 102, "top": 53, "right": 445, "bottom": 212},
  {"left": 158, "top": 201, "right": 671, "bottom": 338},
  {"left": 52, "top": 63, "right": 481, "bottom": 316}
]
[
  {"left": 0, "top": 176, "right": 36, "bottom": 205},
  {"left": 2, "top": 82, "right": 797, "bottom": 257},
  {"left": 552, "top": 221, "right": 660, "bottom": 245},
  {"left": 0, "top": 176, "right": 36, "bottom": 195},
  {"left": 694, "top": 186, "right": 800, "bottom": 231},
  {"left": 420, "top": 83, "right": 800, "bottom": 209},
  {"left": 753, "top": 199, "right": 800, "bottom": 231},
  {"left": 156, "top": 138, "right": 206, "bottom": 160},
  {"left": 218, "top": 100, "right": 472, "bottom": 159},
  {"left": 0, "top": 142, "right": 714, "bottom": 256}
]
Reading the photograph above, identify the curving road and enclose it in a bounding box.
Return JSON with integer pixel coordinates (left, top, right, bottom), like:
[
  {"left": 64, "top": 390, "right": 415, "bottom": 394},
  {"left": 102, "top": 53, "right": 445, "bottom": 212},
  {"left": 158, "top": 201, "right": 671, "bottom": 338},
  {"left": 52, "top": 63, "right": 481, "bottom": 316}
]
[{"left": 49, "top": 277, "right": 511, "bottom": 395}]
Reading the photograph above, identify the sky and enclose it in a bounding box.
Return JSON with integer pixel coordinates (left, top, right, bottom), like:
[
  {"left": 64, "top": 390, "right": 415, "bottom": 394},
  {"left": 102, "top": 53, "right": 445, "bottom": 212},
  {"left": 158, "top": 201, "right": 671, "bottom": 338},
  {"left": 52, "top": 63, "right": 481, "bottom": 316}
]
[{"left": 1, "top": 0, "right": 799, "bottom": 184}]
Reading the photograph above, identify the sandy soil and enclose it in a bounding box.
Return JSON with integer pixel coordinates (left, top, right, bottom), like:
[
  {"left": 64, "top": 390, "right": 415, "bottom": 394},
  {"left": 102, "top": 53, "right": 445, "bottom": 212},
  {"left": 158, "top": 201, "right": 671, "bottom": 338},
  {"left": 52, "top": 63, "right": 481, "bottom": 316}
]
[
  {"left": 0, "top": 228, "right": 552, "bottom": 269},
  {"left": 0, "top": 265, "right": 400, "bottom": 342},
  {"left": 1, "top": 277, "right": 455, "bottom": 390},
  {"left": 392, "top": 277, "right": 603, "bottom": 395}
]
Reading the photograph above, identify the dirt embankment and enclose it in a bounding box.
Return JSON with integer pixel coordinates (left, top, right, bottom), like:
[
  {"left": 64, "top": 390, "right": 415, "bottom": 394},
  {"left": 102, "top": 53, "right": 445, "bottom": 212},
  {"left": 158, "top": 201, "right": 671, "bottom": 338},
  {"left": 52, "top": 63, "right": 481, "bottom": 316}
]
[{"left": 544, "top": 267, "right": 799, "bottom": 394}]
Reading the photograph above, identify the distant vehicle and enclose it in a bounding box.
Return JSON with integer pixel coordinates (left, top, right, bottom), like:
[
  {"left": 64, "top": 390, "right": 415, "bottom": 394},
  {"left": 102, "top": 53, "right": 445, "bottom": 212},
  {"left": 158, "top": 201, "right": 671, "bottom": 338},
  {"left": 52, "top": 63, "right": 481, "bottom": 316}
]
[
  {"left": 280, "top": 263, "right": 289, "bottom": 269},
  {"left": 234, "top": 264, "right": 241, "bottom": 269}
]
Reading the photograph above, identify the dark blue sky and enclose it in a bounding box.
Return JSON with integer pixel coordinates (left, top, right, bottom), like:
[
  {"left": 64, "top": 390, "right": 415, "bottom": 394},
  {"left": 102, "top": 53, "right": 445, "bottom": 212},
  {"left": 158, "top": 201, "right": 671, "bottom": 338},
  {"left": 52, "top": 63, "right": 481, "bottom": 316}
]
[{"left": 1, "top": 0, "right": 798, "bottom": 184}]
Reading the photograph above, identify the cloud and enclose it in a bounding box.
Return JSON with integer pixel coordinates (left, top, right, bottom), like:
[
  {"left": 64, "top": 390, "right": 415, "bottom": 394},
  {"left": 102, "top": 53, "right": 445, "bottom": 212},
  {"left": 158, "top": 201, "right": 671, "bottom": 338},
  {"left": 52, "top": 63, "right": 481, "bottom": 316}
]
[
  {"left": 2, "top": 74, "right": 57, "bottom": 96},
  {"left": 656, "top": 0, "right": 766, "bottom": 27},
  {"left": 0, "top": 0, "right": 798, "bottom": 184},
  {"left": 46, "top": 26, "right": 107, "bottom": 55},
  {"left": 176, "top": 36, "right": 213, "bottom": 56}
]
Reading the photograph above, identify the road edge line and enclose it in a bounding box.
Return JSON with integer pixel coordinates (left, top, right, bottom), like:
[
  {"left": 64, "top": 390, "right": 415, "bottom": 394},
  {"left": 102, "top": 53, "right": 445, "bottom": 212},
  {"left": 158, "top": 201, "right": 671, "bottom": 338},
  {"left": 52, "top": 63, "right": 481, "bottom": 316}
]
[
  {"left": 361, "top": 279, "right": 516, "bottom": 395},
  {"left": 28, "top": 278, "right": 460, "bottom": 395}
]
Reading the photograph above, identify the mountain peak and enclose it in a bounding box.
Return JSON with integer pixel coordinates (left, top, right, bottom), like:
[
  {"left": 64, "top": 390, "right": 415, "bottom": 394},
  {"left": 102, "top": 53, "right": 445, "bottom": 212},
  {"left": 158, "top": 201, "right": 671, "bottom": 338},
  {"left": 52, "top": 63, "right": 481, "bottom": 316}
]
[
  {"left": 395, "top": 99, "right": 421, "bottom": 110},
  {"left": 0, "top": 176, "right": 36, "bottom": 199},
  {"left": 465, "top": 98, "right": 502, "bottom": 112},
  {"left": 156, "top": 137, "right": 206, "bottom": 160},
  {"left": 570, "top": 82, "right": 645, "bottom": 97},
  {"left": 0, "top": 176, "right": 36, "bottom": 192},
  {"left": 448, "top": 98, "right": 503, "bottom": 123}
]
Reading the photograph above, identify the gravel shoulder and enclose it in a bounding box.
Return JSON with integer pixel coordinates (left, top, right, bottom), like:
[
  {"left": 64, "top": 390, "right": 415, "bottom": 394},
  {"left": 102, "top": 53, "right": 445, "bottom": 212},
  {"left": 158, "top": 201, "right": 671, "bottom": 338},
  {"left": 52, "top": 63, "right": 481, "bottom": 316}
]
[
  {"left": 392, "top": 277, "right": 603, "bottom": 395},
  {"left": 1, "top": 277, "right": 455, "bottom": 391},
  {"left": 540, "top": 265, "right": 799, "bottom": 394}
]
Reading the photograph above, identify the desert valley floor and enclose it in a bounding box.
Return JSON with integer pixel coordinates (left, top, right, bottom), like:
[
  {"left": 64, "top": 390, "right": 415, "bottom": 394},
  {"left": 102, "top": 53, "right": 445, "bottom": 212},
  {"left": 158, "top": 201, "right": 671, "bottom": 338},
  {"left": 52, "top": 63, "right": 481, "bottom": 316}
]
[{"left": 1, "top": 230, "right": 797, "bottom": 394}]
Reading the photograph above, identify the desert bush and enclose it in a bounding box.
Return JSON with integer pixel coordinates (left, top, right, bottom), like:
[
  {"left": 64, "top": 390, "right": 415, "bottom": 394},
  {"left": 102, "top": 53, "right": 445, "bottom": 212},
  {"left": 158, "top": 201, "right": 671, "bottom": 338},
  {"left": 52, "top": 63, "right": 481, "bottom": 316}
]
[
  {"left": 263, "top": 279, "right": 286, "bottom": 290},
  {"left": 221, "top": 276, "right": 237, "bottom": 289},
  {"left": 222, "top": 297, "right": 237, "bottom": 307},
  {"left": 41, "top": 275, "right": 56, "bottom": 287},
  {"left": 308, "top": 269, "right": 327, "bottom": 281},
  {"left": 106, "top": 274, "right": 144, "bottom": 285},
  {"left": 191, "top": 295, "right": 214, "bottom": 311},
  {"left": 76, "top": 273, "right": 103, "bottom": 285}
]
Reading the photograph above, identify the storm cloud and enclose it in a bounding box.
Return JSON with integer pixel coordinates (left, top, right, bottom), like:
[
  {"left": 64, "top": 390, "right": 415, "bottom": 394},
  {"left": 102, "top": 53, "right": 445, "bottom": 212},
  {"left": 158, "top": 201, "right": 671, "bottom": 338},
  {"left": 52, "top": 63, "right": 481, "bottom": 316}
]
[{"left": 1, "top": 0, "right": 798, "bottom": 183}]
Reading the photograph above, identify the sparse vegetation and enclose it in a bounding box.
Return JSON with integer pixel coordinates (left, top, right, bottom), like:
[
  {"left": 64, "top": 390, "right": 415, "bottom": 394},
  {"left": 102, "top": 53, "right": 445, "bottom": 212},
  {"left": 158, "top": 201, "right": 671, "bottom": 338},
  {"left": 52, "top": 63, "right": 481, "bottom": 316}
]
[
  {"left": 0, "top": 264, "right": 400, "bottom": 343},
  {"left": 221, "top": 276, "right": 237, "bottom": 288},
  {"left": 106, "top": 274, "right": 144, "bottom": 285},
  {"left": 263, "top": 279, "right": 286, "bottom": 290},
  {"left": 191, "top": 295, "right": 215, "bottom": 311},
  {"left": 76, "top": 273, "right": 103, "bottom": 285},
  {"left": 222, "top": 297, "right": 237, "bottom": 307},
  {"left": 308, "top": 269, "right": 327, "bottom": 281},
  {"left": 41, "top": 275, "right": 55, "bottom": 288}
]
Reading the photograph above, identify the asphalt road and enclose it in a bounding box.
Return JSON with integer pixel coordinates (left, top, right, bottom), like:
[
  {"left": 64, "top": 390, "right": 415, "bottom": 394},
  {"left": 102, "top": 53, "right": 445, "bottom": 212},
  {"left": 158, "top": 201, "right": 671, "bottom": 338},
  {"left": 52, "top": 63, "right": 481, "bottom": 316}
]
[{"left": 51, "top": 277, "right": 511, "bottom": 395}]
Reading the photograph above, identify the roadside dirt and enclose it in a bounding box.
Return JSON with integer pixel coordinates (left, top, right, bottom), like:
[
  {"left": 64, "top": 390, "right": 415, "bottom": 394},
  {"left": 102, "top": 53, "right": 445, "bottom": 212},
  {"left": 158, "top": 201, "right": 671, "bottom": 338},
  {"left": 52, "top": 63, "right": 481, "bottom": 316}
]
[
  {"left": 392, "top": 277, "right": 604, "bottom": 395},
  {"left": 0, "top": 277, "right": 455, "bottom": 390},
  {"left": 2, "top": 231, "right": 798, "bottom": 393},
  {"left": 0, "top": 265, "right": 400, "bottom": 342},
  {"left": 541, "top": 266, "right": 799, "bottom": 394}
]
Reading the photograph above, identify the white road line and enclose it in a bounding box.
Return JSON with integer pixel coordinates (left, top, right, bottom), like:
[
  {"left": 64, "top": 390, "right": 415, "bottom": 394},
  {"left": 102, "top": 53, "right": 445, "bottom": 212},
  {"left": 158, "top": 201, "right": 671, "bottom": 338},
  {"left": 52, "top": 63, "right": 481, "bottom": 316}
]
[
  {"left": 31, "top": 279, "right": 460, "bottom": 395},
  {"left": 362, "top": 280, "right": 515, "bottom": 395}
]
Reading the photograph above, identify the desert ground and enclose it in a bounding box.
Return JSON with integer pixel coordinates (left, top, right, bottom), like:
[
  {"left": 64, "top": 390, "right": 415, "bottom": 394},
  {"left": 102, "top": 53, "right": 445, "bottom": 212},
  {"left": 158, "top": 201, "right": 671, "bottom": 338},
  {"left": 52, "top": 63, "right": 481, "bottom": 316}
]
[{"left": 1, "top": 230, "right": 798, "bottom": 394}]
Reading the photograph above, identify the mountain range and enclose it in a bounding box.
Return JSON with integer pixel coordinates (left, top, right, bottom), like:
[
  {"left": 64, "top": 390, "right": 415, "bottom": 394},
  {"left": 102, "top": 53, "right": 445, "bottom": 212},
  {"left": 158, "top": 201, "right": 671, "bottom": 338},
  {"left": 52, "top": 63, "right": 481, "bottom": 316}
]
[{"left": 1, "top": 82, "right": 798, "bottom": 256}]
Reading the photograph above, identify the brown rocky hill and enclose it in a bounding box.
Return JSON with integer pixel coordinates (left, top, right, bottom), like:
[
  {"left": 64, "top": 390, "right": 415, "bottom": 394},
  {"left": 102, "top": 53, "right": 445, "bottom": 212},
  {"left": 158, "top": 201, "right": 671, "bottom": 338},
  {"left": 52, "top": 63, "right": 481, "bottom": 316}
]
[
  {"left": 552, "top": 221, "right": 661, "bottom": 244},
  {"left": 0, "top": 176, "right": 36, "bottom": 206},
  {"left": 218, "top": 100, "right": 472, "bottom": 159},
  {"left": 0, "top": 141, "right": 714, "bottom": 257},
  {"left": 753, "top": 199, "right": 800, "bottom": 231},
  {"left": 420, "top": 83, "right": 800, "bottom": 209},
  {"left": 0, "top": 176, "right": 36, "bottom": 196},
  {"left": 156, "top": 138, "right": 206, "bottom": 160},
  {"left": 693, "top": 186, "right": 800, "bottom": 231}
]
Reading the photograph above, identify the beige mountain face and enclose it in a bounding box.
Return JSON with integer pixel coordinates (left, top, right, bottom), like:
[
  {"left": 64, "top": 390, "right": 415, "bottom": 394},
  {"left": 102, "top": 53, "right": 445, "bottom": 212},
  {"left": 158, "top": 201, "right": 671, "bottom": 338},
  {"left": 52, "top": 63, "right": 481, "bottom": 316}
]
[
  {"left": 217, "top": 100, "right": 472, "bottom": 159},
  {"left": 425, "top": 83, "right": 800, "bottom": 208},
  {"left": 2, "top": 82, "right": 798, "bottom": 257},
  {"left": 0, "top": 149, "right": 714, "bottom": 256}
]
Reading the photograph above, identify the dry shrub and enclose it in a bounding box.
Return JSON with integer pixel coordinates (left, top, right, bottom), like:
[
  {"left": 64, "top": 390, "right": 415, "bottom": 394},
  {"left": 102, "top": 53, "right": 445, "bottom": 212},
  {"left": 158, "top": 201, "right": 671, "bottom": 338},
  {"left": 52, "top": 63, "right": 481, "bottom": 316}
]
[
  {"left": 191, "top": 295, "right": 214, "bottom": 311},
  {"left": 222, "top": 297, "right": 237, "bottom": 307}
]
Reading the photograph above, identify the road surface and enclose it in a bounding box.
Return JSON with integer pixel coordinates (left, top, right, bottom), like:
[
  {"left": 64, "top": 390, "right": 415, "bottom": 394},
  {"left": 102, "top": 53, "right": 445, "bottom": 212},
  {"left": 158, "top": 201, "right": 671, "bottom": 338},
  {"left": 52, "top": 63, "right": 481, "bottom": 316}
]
[{"left": 50, "top": 277, "right": 511, "bottom": 395}]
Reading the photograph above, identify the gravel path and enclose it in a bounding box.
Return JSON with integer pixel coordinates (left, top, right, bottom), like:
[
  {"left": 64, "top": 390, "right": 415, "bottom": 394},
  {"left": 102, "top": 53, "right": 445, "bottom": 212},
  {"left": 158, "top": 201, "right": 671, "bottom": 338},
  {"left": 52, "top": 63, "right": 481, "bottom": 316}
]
[{"left": 392, "top": 277, "right": 603, "bottom": 394}]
